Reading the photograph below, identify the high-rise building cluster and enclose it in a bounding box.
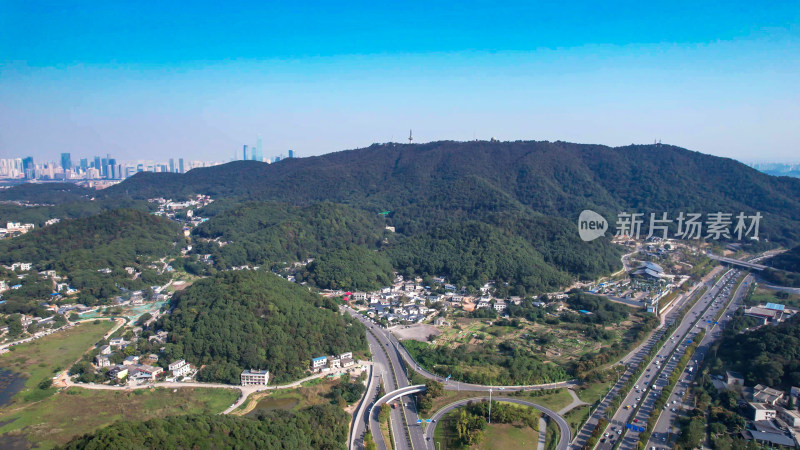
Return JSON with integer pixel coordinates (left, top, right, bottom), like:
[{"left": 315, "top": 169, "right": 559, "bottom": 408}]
[
  {"left": 0, "top": 153, "right": 224, "bottom": 182},
  {"left": 240, "top": 136, "right": 295, "bottom": 163}
]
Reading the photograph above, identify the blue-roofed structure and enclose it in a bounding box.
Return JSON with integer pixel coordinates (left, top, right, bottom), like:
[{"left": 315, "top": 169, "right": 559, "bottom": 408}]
[{"left": 765, "top": 303, "right": 785, "bottom": 311}]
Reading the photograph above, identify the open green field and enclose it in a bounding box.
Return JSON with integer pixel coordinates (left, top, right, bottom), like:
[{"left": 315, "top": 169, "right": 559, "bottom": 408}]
[
  {"left": 0, "top": 321, "right": 113, "bottom": 404},
  {"left": 432, "top": 317, "right": 624, "bottom": 367},
  {"left": 235, "top": 378, "right": 340, "bottom": 416},
  {"left": 563, "top": 404, "right": 592, "bottom": 435},
  {"left": 576, "top": 380, "right": 614, "bottom": 406},
  {"left": 432, "top": 402, "right": 539, "bottom": 450},
  {"left": 745, "top": 286, "right": 800, "bottom": 308},
  {"left": 0, "top": 387, "right": 237, "bottom": 448}
]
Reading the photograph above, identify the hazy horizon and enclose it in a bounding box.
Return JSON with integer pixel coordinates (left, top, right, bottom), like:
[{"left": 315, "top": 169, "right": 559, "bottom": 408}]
[{"left": 2, "top": 1, "right": 799, "bottom": 163}]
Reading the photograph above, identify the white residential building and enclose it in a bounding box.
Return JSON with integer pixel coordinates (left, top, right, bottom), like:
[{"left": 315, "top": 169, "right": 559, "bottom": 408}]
[
  {"left": 169, "top": 359, "right": 191, "bottom": 377},
  {"left": 240, "top": 369, "right": 270, "bottom": 386},
  {"left": 311, "top": 356, "right": 328, "bottom": 371}
]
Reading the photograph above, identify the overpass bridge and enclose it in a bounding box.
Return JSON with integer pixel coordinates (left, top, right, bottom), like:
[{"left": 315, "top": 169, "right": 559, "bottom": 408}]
[{"left": 707, "top": 253, "right": 766, "bottom": 271}]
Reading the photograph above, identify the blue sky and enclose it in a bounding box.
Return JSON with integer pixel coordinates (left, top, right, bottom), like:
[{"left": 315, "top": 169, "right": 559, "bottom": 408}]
[{"left": 1, "top": 1, "right": 798, "bottom": 162}]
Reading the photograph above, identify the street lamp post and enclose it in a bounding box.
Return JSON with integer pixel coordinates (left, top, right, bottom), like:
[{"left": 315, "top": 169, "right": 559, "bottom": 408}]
[{"left": 488, "top": 388, "right": 492, "bottom": 424}]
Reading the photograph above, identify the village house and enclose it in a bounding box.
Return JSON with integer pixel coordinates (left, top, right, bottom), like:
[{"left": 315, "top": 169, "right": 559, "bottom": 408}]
[
  {"left": 94, "top": 354, "right": 112, "bottom": 368},
  {"left": 748, "top": 402, "right": 777, "bottom": 421},
  {"left": 753, "top": 384, "right": 784, "bottom": 405},
  {"left": 240, "top": 369, "right": 270, "bottom": 386},
  {"left": 107, "top": 366, "right": 128, "bottom": 380},
  {"left": 109, "top": 337, "right": 127, "bottom": 348},
  {"left": 311, "top": 356, "right": 328, "bottom": 372},
  {"left": 168, "top": 359, "right": 192, "bottom": 377},
  {"left": 130, "top": 365, "right": 163, "bottom": 381}
]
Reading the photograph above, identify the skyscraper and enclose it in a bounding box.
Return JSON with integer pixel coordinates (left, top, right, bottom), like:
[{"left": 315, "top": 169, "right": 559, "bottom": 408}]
[
  {"left": 169, "top": 158, "right": 175, "bottom": 173},
  {"left": 60, "top": 153, "right": 72, "bottom": 171},
  {"left": 22, "top": 156, "right": 34, "bottom": 179},
  {"left": 79, "top": 158, "right": 88, "bottom": 172},
  {"left": 243, "top": 145, "right": 249, "bottom": 161},
  {"left": 93, "top": 156, "right": 101, "bottom": 170},
  {"left": 178, "top": 158, "right": 185, "bottom": 174},
  {"left": 108, "top": 158, "right": 117, "bottom": 179},
  {"left": 288, "top": 149, "right": 294, "bottom": 158}
]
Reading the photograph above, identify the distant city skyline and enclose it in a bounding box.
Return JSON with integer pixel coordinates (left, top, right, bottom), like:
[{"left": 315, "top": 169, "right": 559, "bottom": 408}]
[{"left": 1, "top": 1, "right": 799, "bottom": 162}]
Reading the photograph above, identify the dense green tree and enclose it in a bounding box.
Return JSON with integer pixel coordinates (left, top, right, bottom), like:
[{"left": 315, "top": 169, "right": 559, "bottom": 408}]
[
  {"left": 61, "top": 404, "right": 349, "bottom": 449},
  {"left": 160, "top": 270, "right": 366, "bottom": 384}
]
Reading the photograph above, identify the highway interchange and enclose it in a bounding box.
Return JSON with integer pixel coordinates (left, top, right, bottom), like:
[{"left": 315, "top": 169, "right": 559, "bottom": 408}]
[{"left": 346, "top": 255, "right": 761, "bottom": 450}]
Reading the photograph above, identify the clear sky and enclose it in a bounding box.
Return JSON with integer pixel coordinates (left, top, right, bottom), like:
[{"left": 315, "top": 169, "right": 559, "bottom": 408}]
[{"left": 1, "top": 1, "right": 798, "bottom": 163}]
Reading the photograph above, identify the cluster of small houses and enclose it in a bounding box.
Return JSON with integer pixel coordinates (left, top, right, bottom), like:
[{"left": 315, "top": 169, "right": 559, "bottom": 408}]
[
  {"left": 91, "top": 346, "right": 355, "bottom": 388},
  {"left": 1, "top": 265, "right": 77, "bottom": 298},
  {"left": 714, "top": 371, "right": 800, "bottom": 447},
  {"left": 149, "top": 195, "right": 213, "bottom": 237},
  {"left": 336, "top": 275, "right": 566, "bottom": 324},
  {"left": 0, "top": 219, "right": 60, "bottom": 239},
  {"left": 94, "top": 337, "right": 196, "bottom": 383}
]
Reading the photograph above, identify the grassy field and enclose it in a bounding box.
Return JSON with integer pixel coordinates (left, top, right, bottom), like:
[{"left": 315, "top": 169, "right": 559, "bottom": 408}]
[
  {"left": 433, "top": 317, "right": 620, "bottom": 367},
  {"left": 0, "top": 387, "right": 237, "bottom": 448},
  {"left": 431, "top": 402, "right": 539, "bottom": 450},
  {"left": 0, "top": 321, "right": 113, "bottom": 405},
  {"left": 576, "top": 380, "right": 614, "bottom": 406},
  {"left": 479, "top": 423, "right": 539, "bottom": 449},
  {"left": 234, "top": 378, "right": 340, "bottom": 416},
  {"left": 517, "top": 388, "right": 575, "bottom": 413},
  {"left": 563, "top": 404, "right": 592, "bottom": 435},
  {"left": 0, "top": 320, "right": 239, "bottom": 449},
  {"left": 745, "top": 286, "right": 800, "bottom": 308}
]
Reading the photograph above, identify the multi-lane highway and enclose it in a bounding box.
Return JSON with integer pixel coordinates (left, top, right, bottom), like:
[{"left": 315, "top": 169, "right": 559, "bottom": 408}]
[
  {"left": 571, "top": 266, "right": 723, "bottom": 449},
  {"left": 595, "top": 268, "right": 744, "bottom": 450},
  {"left": 644, "top": 273, "right": 752, "bottom": 450}
]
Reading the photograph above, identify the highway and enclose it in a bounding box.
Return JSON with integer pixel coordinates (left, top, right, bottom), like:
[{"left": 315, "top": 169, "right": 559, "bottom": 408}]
[
  {"left": 363, "top": 326, "right": 418, "bottom": 450},
  {"left": 595, "top": 268, "right": 742, "bottom": 450},
  {"left": 570, "top": 266, "right": 722, "bottom": 449},
  {"left": 644, "top": 273, "right": 752, "bottom": 450},
  {"left": 345, "top": 306, "right": 575, "bottom": 450},
  {"left": 425, "top": 397, "right": 571, "bottom": 450}
]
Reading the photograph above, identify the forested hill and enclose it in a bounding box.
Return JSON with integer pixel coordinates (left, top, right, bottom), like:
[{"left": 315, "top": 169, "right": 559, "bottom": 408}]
[
  {"left": 192, "top": 202, "right": 387, "bottom": 269},
  {"left": 61, "top": 405, "right": 349, "bottom": 450},
  {"left": 159, "top": 270, "right": 367, "bottom": 384},
  {"left": 0, "top": 209, "right": 183, "bottom": 310},
  {"left": 103, "top": 141, "right": 800, "bottom": 244}
]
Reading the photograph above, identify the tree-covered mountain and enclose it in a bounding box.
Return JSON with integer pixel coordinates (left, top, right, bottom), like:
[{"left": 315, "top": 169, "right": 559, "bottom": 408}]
[
  {"left": 386, "top": 221, "right": 572, "bottom": 294},
  {"left": 0, "top": 209, "right": 182, "bottom": 311},
  {"left": 296, "top": 245, "right": 394, "bottom": 291},
  {"left": 102, "top": 141, "right": 800, "bottom": 246},
  {"left": 191, "top": 202, "right": 387, "bottom": 270},
  {"left": 0, "top": 182, "right": 95, "bottom": 204},
  {"left": 159, "top": 270, "right": 366, "bottom": 384},
  {"left": 61, "top": 404, "right": 349, "bottom": 450}
]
